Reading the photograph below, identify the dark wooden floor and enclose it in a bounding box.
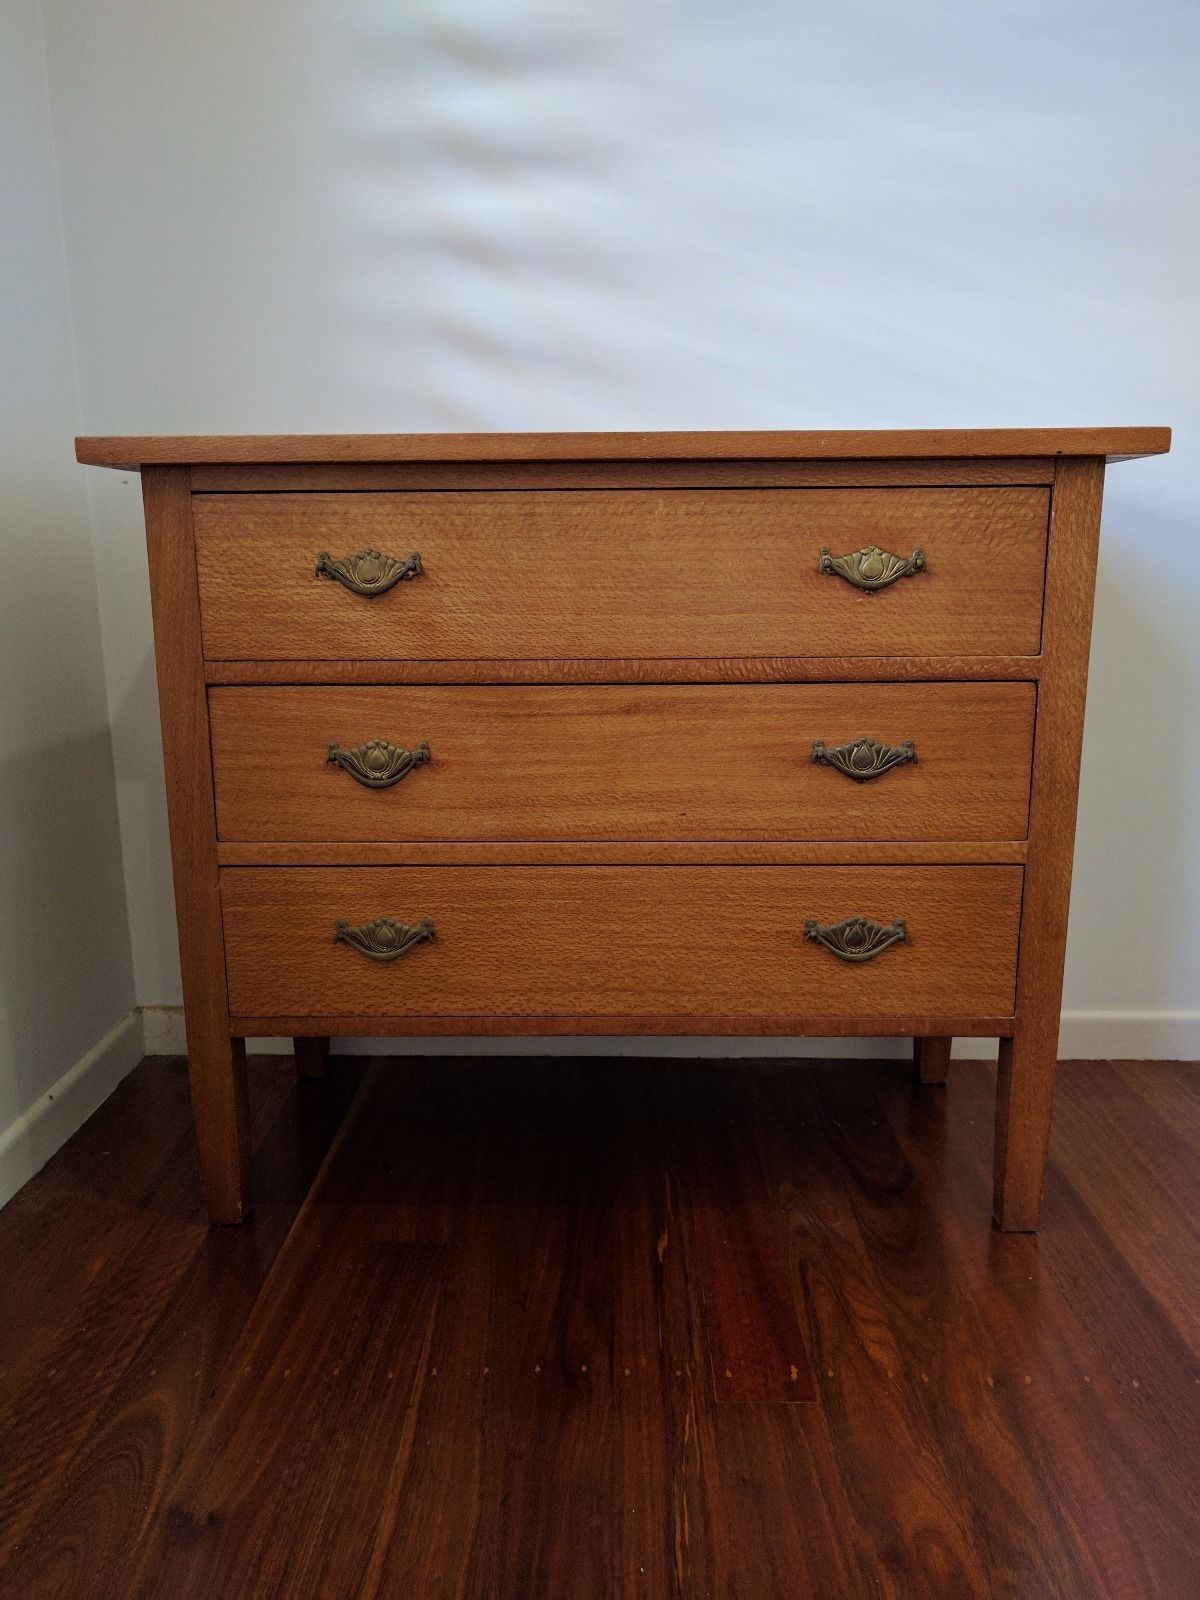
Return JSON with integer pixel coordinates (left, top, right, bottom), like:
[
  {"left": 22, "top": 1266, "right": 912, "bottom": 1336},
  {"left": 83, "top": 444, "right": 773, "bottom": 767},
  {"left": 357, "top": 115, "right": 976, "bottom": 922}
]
[{"left": 0, "top": 1054, "right": 1196, "bottom": 1599}]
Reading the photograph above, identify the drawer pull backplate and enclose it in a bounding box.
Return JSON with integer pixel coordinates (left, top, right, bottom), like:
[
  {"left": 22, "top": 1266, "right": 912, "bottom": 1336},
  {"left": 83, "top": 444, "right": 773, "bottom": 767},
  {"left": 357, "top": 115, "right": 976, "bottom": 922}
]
[
  {"left": 805, "top": 915, "right": 907, "bottom": 962},
  {"left": 818, "top": 544, "right": 925, "bottom": 592},
  {"left": 812, "top": 736, "right": 916, "bottom": 782},
  {"left": 334, "top": 916, "right": 435, "bottom": 961},
  {"left": 315, "top": 548, "right": 423, "bottom": 596},
  {"left": 327, "top": 738, "right": 431, "bottom": 789}
]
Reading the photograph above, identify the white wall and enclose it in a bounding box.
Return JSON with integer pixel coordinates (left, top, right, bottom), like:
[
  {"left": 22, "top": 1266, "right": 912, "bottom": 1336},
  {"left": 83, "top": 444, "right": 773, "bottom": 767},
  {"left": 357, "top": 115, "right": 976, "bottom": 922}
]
[
  {"left": 40, "top": 0, "right": 1200, "bottom": 1055},
  {"left": 0, "top": 0, "right": 139, "bottom": 1199}
]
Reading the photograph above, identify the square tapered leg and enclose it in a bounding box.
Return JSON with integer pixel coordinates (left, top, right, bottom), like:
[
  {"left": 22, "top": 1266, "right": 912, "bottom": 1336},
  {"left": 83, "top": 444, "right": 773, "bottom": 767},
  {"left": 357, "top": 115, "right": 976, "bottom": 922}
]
[
  {"left": 294, "top": 1036, "right": 331, "bottom": 1079},
  {"left": 188, "top": 1035, "right": 251, "bottom": 1224},
  {"left": 914, "top": 1036, "right": 952, "bottom": 1085},
  {"left": 993, "top": 1030, "right": 1056, "bottom": 1231}
]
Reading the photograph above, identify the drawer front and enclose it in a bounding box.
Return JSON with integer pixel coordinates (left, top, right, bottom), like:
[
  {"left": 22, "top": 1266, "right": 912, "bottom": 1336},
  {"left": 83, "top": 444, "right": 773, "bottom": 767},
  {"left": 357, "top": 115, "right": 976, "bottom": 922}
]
[
  {"left": 193, "top": 488, "right": 1049, "bottom": 660},
  {"left": 221, "top": 865, "right": 1022, "bottom": 1018},
  {"left": 210, "top": 683, "right": 1035, "bottom": 843}
]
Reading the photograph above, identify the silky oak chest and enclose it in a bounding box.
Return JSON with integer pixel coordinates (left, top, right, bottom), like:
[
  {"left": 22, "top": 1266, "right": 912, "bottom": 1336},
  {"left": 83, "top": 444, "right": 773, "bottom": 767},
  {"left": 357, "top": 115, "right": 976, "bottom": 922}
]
[{"left": 76, "top": 428, "right": 1170, "bottom": 1230}]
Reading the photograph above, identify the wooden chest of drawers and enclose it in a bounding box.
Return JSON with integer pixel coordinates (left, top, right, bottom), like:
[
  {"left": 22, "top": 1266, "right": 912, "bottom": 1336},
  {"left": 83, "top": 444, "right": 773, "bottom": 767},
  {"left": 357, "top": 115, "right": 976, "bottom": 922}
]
[{"left": 77, "top": 427, "right": 1169, "bottom": 1231}]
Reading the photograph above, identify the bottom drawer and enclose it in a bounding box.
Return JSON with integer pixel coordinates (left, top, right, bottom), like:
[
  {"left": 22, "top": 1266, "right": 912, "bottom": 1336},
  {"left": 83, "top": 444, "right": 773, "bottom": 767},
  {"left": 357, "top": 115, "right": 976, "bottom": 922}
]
[{"left": 221, "top": 865, "right": 1021, "bottom": 1020}]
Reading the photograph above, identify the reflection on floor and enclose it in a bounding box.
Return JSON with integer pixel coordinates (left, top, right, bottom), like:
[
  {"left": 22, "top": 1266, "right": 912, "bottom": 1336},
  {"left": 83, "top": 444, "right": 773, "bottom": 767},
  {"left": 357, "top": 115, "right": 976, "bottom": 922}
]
[{"left": 0, "top": 1053, "right": 1196, "bottom": 1597}]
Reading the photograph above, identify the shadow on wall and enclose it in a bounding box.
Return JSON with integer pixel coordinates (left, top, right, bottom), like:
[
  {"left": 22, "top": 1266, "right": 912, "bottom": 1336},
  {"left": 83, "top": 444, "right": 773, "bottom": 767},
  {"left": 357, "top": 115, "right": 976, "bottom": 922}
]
[
  {"left": 1068, "top": 486, "right": 1199, "bottom": 1017},
  {"left": 105, "top": 643, "right": 180, "bottom": 1007},
  {"left": 328, "top": 2, "right": 1019, "bottom": 430}
]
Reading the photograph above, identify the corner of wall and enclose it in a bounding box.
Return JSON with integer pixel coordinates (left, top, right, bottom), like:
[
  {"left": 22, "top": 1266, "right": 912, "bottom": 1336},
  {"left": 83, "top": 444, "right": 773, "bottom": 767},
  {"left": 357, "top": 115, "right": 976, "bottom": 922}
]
[{"left": 0, "top": 1009, "right": 144, "bottom": 1209}]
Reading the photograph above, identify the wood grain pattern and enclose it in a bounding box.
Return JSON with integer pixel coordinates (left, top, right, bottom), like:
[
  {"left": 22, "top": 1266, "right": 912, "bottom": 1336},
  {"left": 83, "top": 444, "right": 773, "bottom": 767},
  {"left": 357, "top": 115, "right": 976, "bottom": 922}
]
[
  {"left": 670, "top": 1066, "right": 816, "bottom": 1402},
  {"left": 4, "top": 1054, "right": 1196, "bottom": 1597},
  {"left": 994, "top": 459, "right": 1106, "bottom": 1230},
  {"left": 193, "top": 488, "right": 1050, "bottom": 660},
  {"left": 127, "top": 1239, "right": 444, "bottom": 1597},
  {"left": 1047, "top": 1065, "right": 1200, "bottom": 1347},
  {"left": 229, "top": 1013, "right": 1016, "bottom": 1038},
  {"left": 873, "top": 1059, "right": 1200, "bottom": 1596},
  {"left": 0, "top": 1059, "right": 362, "bottom": 1598},
  {"left": 209, "top": 682, "right": 1036, "bottom": 844},
  {"left": 219, "top": 864, "right": 1023, "bottom": 1020},
  {"left": 752, "top": 1069, "right": 1003, "bottom": 1593},
  {"left": 188, "top": 457, "right": 1056, "bottom": 491},
  {"left": 77, "top": 430, "right": 1169, "bottom": 1232},
  {"left": 141, "top": 468, "right": 249, "bottom": 1224},
  {"left": 204, "top": 652, "right": 1045, "bottom": 685},
  {"left": 0, "top": 1060, "right": 298, "bottom": 1570},
  {"left": 0, "top": 1063, "right": 195, "bottom": 1417},
  {"left": 216, "top": 839, "right": 1028, "bottom": 867},
  {"left": 75, "top": 425, "right": 1171, "bottom": 468}
]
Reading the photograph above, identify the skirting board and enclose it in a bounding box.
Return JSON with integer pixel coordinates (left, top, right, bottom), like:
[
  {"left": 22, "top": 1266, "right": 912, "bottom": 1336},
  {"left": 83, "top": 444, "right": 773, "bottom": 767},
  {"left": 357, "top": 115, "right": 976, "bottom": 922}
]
[
  {"left": 0, "top": 1010, "right": 144, "bottom": 1210},
  {"left": 140, "top": 1007, "right": 1200, "bottom": 1063}
]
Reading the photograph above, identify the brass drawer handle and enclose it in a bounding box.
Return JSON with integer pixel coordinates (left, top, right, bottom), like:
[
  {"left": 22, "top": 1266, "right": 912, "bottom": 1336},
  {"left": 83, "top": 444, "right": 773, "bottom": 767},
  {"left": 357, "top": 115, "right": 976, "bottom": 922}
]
[
  {"left": 818, "top": 544, "right": 925, "bottom": 592},
  {"left": 327, "top": 738, "right": 431, "bottom": 789},
  {"left": 334, "top": 916, "right": 435, "bottom": 961},
  {"left": 812, "top": 736, "right": 916, "bottom": 782},
  {"left": 805, "top": 915, "right": 907, "bottom": 962},
  {"left": 315, "top": 548, "right": 423, "bottom": 596}
]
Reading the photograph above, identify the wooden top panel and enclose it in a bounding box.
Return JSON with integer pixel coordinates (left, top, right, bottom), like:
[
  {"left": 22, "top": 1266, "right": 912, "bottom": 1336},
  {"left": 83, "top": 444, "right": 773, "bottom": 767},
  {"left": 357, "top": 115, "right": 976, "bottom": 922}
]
[{"left": 75, "top": 426, "right": 1170, "bottom": 470}]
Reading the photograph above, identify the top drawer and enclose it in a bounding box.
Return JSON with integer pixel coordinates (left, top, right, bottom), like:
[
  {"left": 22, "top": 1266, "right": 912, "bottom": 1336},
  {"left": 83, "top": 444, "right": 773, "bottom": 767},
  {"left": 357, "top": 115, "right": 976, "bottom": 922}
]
[{"left": 193, "top": 487, "right": 1049, "bottom": 661}]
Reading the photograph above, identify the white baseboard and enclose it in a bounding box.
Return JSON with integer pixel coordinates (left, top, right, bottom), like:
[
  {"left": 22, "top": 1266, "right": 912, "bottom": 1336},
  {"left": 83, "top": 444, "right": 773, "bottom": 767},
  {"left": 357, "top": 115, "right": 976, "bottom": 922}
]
[
  {"left": 141, "top": 1007, "right": 1200, "bottom": 1063},
  {"left": 1054, "top": 1010, "right": 1200, "bottom": 1062},
  {"left": 141, "top": 1004, "right": 188, "bottom": 1055},
  {"left": 0, "top": 1010, "right": 144, "bottom": 1210},
  {"left": 952, "top": 1011, "right": 1200, "bottom": 1062}
]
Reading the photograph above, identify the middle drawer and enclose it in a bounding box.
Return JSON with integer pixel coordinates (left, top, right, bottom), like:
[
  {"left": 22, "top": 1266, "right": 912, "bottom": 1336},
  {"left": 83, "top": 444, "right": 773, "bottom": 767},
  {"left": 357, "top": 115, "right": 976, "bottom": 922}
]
[{"left": 210, "top": 682, "right": 1035, "bottom": 842}]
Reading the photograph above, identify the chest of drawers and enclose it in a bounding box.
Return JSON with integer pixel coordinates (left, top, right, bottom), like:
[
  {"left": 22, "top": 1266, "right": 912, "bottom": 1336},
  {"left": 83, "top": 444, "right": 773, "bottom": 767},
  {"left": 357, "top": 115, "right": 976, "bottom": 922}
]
[{"left": 77, "top": 428, "right": 1169, "bottom": 1231}]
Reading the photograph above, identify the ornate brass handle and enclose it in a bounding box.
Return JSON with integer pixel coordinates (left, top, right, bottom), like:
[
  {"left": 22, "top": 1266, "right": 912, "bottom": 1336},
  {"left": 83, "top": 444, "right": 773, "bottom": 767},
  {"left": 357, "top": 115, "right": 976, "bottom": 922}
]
[
  {"left": 818, "top": 544, "right": 925, "bottom": 592},
  {"left": 812, "top": 736, "right": 916, "bottom": 782},
  {"left": 315, "top": 548, "right": 423, "bottom": 596},
  {"left": 327, "top": 738, "right": 431, "bottom": 789},
  {"left": 334, "top": 916, "right": 435, "bottom": 961},
  {"left": 804, "top": 915, "right": 907, "bottom": 962}
]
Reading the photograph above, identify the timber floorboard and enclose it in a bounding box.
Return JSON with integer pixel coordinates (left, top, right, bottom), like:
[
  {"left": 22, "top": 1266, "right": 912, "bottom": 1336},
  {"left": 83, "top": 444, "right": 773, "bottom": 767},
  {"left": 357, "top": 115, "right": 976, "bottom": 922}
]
[{"left": 0, "top": 1054, "right": 1196, "bottom": 1598}]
